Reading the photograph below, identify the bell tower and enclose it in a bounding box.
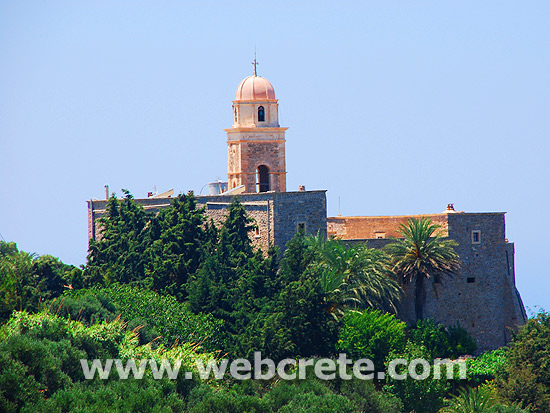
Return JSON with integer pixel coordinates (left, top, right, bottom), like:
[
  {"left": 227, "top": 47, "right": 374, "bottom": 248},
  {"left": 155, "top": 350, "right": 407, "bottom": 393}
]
[{"left": 226, "top": 62, "right": 287, "bottom": 193}]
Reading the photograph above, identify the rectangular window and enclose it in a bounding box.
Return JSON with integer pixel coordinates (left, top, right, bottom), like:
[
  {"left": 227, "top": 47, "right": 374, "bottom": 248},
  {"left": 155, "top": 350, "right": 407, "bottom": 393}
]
[
  {"left": 471, "top": 230, "right": 481, "bottom": 244},
  {"left": 254, "top": 227, "right": 260, "bottom": 238},
  {"left": 467, "top": 277, "right": 476, "bottom": 283}
]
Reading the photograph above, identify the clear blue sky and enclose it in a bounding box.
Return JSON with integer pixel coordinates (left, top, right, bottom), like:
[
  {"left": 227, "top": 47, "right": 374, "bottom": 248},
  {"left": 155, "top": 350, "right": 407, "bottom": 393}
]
[{"left": 1, "top": 1, "right": 549, "bottom": 312}]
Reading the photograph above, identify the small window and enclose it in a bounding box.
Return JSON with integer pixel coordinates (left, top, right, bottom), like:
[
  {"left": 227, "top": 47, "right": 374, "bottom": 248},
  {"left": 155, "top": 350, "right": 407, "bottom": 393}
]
[
  {"left": 467, "top": 277, "right": 476, "bottom": 283},
  {"left": 234, "top": 107, "right": 238, "bottom": 122},
  {"left": 472, "top": 230, "right": 481, "bottom": 244},
  {"left": 434, "top": 275, "right": 441, "bottom": 284},
  {"left": 375, "top": 232, "right": 386, "bottom": 239},
  {"left": 254, "top": 227, "right": 260, "bottom": 238},
  {"left": 258, "top": 106, "right": 265, "bottom": 122},
  {"left": 297, "top": 222, "right": 306, "bottom": 233}
]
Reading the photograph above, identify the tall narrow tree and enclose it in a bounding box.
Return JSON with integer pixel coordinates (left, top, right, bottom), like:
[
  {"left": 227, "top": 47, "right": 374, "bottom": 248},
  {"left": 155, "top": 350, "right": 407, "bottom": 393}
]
[{"left": 384, "top": 217, "right": 460, "bottom": 321}]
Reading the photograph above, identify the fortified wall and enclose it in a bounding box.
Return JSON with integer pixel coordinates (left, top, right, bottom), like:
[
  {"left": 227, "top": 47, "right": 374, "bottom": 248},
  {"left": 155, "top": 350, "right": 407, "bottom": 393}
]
[{"left": 328, "top": 209, "right": 527, "bottom": 352}]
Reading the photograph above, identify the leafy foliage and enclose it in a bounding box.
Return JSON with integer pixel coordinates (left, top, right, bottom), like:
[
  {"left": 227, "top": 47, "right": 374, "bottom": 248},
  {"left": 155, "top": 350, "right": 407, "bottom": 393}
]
[
  {"left": 250, "top": 231, "right": 339, "bottom": 360},
  {"left": 410, "top": 319, "right": 477, "bottom": 360},
  {"left": 384, "top": 342, "right": 451, "bottom": 413},
  {"left": 61, "top": 284, "right": 225, "bottom": 352},
  {"left": 186, "top": 376, "right": 402, "bottom": 413},
  {"left": 85, "top": 191, "right": 211, "bottom": 301},
  {"left": 439, "top": 385, "right": 528, "bottom": 413},
  {"left": 337, "top": 309, "right": 406, "bottom": 371},
  {"left": 496, "top": 310, "right": 550, "bottom": 412},
  {"left": 466, "top": 348, "right": 507, "bottom": 386},
  {"left": 0, "top": 310, "right": 217, "bottom": 412},
  {"left": 0, "top": 241, "right": 80, "bottom": 322},
  {"left": 307, "top": 235, "right": 402, "bottom": 316}
]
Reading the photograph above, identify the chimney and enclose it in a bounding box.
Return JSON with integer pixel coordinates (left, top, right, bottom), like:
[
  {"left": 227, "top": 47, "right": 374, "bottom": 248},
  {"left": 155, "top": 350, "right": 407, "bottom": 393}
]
[
  {"left": 447, "top": 203, "right": 455, "bottom": 211},
  {"left": 104, "top": 185, "right": 109, "bottom": 200},
  {"left": 298, "top": 185, "right": 306, "bottom": 192}
]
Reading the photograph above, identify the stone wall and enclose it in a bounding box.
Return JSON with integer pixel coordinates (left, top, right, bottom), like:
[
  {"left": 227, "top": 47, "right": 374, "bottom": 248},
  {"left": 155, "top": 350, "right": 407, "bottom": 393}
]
[
  {"left": 327, "top": 214, "right": 449, "bottom": 240},
  {"left": 88, "top": 190, "right": 326, "bottom": 254},
  {"left": 328, "top": 211, "right": 527, "bottom": 353}
]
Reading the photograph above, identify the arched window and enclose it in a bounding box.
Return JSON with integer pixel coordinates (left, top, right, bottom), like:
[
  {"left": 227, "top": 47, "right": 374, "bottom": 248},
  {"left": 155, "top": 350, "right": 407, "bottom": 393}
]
[
  {"left": 257, "top": 165, "right": 270, "bottom": 192},
  {"left": 258, "top": 106, "right": 265, "bottom": 122},
  {"left": 234, "top": 107, "right": 238, "bottom": 122}
]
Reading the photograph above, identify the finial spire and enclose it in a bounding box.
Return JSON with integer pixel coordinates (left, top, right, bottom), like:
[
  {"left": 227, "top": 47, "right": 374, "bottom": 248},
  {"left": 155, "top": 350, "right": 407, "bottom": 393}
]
[{"left": 251, "top": 51, "right": 258, "bottom": 76}]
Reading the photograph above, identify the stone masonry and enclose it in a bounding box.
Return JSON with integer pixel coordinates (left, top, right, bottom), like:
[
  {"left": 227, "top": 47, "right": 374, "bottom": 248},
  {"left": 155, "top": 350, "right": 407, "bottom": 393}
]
[{"left": 88, "top": 190, "right": 326, "bottom": 254}]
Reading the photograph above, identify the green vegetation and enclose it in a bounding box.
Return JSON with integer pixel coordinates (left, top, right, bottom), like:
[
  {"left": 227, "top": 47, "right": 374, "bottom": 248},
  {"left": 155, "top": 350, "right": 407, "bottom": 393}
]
[
  {"left": 410, "top": 319, "right": 477, "bottom": 360},
  {"left": 60, "top": 284, "right": 225, "bottom": 351},
  {"left": 0, "top": 192, "right": 542, "bottom": 411},
  {"left": 0, "top": 240, "right": 81, "bottom": 323},
  {"left": 495, "top": 311, "right": 550, "bottom": 412},
  {"left": 337, "top": 309, "right": 406, "bottom": 371}
]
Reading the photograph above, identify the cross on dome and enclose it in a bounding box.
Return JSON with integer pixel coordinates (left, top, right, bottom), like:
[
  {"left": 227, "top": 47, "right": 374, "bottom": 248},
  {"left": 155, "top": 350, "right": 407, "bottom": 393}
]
[{"left": 251, "top": 54, "right": 259, "bottom": 76}]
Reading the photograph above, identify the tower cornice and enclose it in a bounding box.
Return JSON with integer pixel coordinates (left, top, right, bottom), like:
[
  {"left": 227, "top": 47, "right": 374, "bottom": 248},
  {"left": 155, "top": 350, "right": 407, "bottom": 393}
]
[{"left": 225, "top": 127, "right": 288, "bottom": 133}]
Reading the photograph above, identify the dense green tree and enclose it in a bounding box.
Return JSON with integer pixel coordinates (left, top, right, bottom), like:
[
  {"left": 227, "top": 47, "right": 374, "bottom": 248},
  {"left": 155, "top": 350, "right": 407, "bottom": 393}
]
[
  {"left": 0, "top": 310, "right": 212, "bottom": 412},
  {"left": 59, "top": 284, "right": 225, "bottom": 351},
  {"left": 187, "top": 199, "right": 280, "bottom": 356},
  {"left": 409, "top": 319, "right": 477, "bottom": 360},
  {"left": 258, "top": 232, "right": 338, "bottom": 360},
  {"left": 0, "top": 241, "right": 79, "bottom": 322},
  {"left": 85, "top": 190, "right": 152, "bottom": 287},
  {"left": 337, "top": 309, "right": 406, "bottom": 371},
  {"left": 465, "top": 348, "right": 507, "bottom": 387},
  {"left": 496, "top": 311, "right": 550, "bottom": 412},
  {"left": 85, "top": 191, "right": 214, "bottom": 300},
  {"left": 187, "top": 199, "right": 258, "bottom": 316},
  {"left": 385, "top": 217, "right": 460, "bottom": 321},
  {"left": 384, "top": 342, "right": 451, "bottom": 413},
  {"left": 144, "top": 193, "right": 212, "bottom": 300}
]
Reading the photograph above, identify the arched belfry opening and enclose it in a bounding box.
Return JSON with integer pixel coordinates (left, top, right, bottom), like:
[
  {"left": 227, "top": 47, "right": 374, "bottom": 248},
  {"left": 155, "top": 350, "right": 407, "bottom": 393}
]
[
  {"left": 258, "top": 106, "right": 265, "bottom": 122},
  {"left": 257, "top": 165, "right": 270, "bottom": 192}
]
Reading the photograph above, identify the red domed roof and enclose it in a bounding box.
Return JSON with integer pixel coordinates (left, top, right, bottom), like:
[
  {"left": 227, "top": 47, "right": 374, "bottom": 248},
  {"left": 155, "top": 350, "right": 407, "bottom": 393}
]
[{"left": 235, "top": 75, "right": 276, "bottom": 101}]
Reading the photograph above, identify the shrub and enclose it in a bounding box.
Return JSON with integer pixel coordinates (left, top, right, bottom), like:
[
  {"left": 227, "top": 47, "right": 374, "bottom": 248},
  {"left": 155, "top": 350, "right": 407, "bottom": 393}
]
[
  {"left": 63, "top": 285, "right": 226, "bottom": 352},
  {"left": 384, "top": 342, "right": 450, "bottom": 413},
  {"left": 466, "top": 348, "right": 507, "bottom": 386},
  {"left": 409, "top": 319, "right": 477, "bottom": 360},
  {"left": 496, "top": 311, "right": 550, "bottom": 412},
  {"left": 337, "top": 309, "right": 406, "bottom": 371}
]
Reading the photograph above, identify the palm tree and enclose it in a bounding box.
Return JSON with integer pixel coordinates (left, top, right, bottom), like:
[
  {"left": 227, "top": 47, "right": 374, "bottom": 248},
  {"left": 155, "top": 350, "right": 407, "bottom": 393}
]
[
  {"left": 307, "top": 234, "right": 402, "bottom": 317},
  {"left": 385, "top": 217, "right": 460, "bottom": 321},
  {"left": 439, "top": 385, "right": 526, "bottom": 412}
]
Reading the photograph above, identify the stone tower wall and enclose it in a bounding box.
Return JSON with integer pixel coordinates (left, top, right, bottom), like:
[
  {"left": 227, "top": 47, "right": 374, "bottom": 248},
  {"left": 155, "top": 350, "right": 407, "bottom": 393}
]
[{"left": 226, "top": 129, "right": 287, "bottom": 193}]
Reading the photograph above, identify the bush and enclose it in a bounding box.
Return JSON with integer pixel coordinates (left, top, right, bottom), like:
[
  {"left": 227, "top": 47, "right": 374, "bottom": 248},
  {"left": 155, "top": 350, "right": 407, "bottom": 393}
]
[
  {"left": 496, "top": 311, "right": 550, "bottom": 412},
  {"left": 0, "top": 310, "right": 220, "bottom": 412},
  {"left": 409, "top": 319, "right": 477, "bottom": 360},
  {"left": 337, "top": 309, "right": 406, "bottom": 371},
  {"left": 466, "top": 348, "right": 507, "bottom": 386},
  {"left": 384, "top": 342, "right": 450, "bottom": 413}
]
